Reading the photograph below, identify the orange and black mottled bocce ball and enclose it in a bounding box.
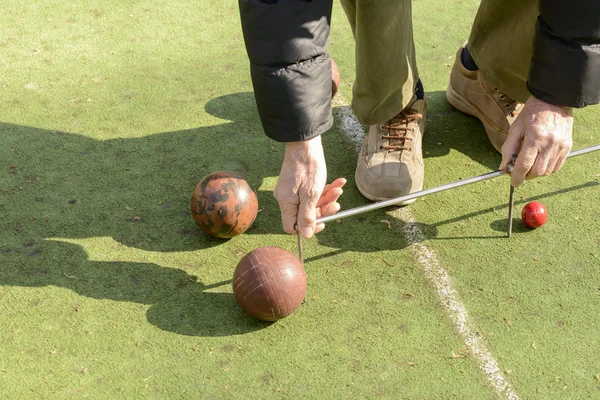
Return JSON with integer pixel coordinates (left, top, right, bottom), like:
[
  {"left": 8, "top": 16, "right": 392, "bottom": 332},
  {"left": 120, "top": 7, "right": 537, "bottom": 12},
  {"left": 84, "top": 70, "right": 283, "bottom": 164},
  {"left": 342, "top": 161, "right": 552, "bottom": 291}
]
[
  {"left": 233, "top": 247, "right": 307, "bottom": 321},
  {"left": 190, "top": 171, "right": 258, "bottom": 239}
]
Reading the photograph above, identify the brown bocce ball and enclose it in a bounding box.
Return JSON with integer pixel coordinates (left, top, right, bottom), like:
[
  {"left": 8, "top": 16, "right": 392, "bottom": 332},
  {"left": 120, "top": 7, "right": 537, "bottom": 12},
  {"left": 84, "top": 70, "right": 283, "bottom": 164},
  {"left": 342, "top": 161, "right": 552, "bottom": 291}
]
[
  {"left": 190, "top": 171, "right": 258, "bottom": 239},
  {"left": 233, "top": 246, "right": 307, "bottom": 321}
]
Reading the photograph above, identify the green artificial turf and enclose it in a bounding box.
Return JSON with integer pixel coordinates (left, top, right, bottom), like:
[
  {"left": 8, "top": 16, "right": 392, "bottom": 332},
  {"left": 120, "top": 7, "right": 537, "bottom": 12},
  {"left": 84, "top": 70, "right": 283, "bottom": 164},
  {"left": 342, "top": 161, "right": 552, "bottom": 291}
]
[
  {"left": 1, "top": 1, "right": 599, "bottom": 399},
  {"left": 406, "top": 1, "right": 600, "bottom": 398}
]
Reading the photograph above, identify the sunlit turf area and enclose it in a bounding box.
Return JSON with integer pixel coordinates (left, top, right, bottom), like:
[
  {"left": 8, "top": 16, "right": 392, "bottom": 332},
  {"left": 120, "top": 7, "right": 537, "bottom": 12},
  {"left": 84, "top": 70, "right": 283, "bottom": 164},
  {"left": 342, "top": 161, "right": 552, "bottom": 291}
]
[{"left": 1, "top": 1, "right": 599, "bottom": 398}]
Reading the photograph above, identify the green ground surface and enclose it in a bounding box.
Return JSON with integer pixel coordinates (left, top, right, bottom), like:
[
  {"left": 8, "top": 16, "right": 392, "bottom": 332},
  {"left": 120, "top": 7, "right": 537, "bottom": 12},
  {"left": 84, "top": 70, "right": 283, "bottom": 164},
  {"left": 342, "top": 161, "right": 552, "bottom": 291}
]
[{"left": 1, "top": 1, "right": 599, "bottom": 399}]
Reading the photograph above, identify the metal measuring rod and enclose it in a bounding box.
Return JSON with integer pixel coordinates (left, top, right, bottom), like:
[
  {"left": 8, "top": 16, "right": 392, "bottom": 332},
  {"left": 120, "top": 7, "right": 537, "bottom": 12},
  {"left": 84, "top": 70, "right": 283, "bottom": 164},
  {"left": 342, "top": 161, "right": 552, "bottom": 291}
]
[{"left": 298, "top": 143, "right": 600, "bottom": 253}]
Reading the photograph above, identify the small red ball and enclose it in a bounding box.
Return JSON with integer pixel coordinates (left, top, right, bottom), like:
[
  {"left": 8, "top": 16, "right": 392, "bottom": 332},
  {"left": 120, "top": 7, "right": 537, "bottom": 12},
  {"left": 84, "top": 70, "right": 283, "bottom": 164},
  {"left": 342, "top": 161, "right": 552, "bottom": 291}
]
[
  {"left": 190, "top": 171, "right": 258, "bottom": 239},
  {"left": 233, "top": 247, "right": 307, "bottom": 321},
  {"left": 521, "top": 201, "right": 548, "bottom": 228}
]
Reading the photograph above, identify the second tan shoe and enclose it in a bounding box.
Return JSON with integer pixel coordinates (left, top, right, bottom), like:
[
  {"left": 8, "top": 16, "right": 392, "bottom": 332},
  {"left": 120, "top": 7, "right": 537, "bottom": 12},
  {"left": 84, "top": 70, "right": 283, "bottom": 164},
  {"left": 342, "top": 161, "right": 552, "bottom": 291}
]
[
  {"left": 355, "top": 95, "right": 426, "bottom": 203},
  {"left": 446, "top": 43, "right": 523, "bottom": 153}
]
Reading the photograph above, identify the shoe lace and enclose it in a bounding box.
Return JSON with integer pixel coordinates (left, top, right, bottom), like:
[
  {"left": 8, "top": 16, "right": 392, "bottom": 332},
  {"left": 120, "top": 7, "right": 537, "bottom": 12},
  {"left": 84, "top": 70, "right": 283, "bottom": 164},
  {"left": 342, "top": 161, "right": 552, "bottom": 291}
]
[
  {"left": 494, "top": 88, "right": 523, "bottom": 118},
  {"left": 380, "top": 108, "right": 422, "bottom": 152}
]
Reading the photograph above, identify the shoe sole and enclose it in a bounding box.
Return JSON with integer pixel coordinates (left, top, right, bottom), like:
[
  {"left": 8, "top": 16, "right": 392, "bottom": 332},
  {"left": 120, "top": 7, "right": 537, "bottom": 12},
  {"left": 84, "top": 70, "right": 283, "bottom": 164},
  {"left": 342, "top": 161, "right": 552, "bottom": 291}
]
[{"left": 446, "top": 84, "right": 504, "bottom": 153}]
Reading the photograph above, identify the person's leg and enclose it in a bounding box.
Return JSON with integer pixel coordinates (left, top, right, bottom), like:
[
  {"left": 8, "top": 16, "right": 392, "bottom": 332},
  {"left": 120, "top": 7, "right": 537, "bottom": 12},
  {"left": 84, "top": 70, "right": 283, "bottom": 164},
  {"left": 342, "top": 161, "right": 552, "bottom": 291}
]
[
  {"left": 447, "top": 0, "right": 537, "bottom": 152},
  {"left": 468, "top": 0, "right": 537, "bottom": 102},
  {"left": 340, "top": 0, "right": 425, "bottom": 202},
  {"left": 340, "top": 0, "right": 418, "bottom": 125}
]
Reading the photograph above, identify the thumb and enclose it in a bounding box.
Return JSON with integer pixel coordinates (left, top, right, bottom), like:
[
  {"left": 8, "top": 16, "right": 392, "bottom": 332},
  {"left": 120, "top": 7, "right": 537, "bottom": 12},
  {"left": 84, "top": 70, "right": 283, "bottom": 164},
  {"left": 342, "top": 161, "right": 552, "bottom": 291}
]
[
  {"left": 500, "top": 119, "right": 524, "bottom": 170},
  {"left": 278, "top": 200, "right": 299, "bottom": 235},
  {"left": 297, "top": 192, "right": 319, "bottom": 239}
]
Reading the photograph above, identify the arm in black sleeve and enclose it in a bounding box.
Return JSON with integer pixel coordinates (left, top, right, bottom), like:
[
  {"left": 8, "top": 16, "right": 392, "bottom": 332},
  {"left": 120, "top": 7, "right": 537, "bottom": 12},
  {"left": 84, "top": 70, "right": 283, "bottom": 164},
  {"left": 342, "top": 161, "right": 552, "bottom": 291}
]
[
  {"left": 238, "top": 0, "right": 334, "bottom": 142},
  {"left": 527, "top": 0, "right": 600, "bottom": 108}
]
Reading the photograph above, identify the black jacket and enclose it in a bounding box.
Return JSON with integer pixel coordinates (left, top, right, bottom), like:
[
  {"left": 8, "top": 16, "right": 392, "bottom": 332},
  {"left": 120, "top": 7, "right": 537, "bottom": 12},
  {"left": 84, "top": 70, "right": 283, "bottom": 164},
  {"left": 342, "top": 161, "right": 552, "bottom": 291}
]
[{"left": 239, "top": 0, "right": 600, "bottom": 143}]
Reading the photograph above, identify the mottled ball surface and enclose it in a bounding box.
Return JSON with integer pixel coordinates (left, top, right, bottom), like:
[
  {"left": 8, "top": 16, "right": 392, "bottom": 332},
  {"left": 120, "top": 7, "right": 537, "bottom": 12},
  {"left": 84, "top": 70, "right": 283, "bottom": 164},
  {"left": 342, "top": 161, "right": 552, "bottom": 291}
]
[
  {"left": 233, "top": 246, "right": 307, "bottom": 321},
  {"left": 191, "top": 171, "right": 258, "bottom": 239}
]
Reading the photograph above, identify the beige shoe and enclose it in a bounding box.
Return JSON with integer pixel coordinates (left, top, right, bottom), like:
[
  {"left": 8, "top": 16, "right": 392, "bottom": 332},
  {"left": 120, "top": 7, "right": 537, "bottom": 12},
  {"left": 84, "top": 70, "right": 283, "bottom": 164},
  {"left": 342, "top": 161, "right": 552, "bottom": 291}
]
[
  {"left": 355, "top": 96, "right": 426, "bottom": 203},
  {"left": 446, "top": 43, "right": 523, "bottom": 153}
]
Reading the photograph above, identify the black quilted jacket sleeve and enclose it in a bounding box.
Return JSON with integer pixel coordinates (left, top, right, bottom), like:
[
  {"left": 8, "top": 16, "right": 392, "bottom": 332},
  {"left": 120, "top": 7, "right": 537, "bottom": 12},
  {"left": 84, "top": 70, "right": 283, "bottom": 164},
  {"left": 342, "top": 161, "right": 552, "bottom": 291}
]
[
  {"left": 238, "top": 0, "right": 334, "bottom": 142},
  {"left": 239, "top": 1, "right": 599, "bottom": 143},
  {"left": 528, "top": 0, "right": 600, "bottom": 107}
]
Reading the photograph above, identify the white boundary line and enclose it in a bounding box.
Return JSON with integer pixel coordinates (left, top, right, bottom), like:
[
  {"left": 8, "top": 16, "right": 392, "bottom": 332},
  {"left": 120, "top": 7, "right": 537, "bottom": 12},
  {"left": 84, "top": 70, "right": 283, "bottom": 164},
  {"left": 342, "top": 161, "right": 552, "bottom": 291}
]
[{"left": 332, "top": 96, "right": 519, "bottom": 400}]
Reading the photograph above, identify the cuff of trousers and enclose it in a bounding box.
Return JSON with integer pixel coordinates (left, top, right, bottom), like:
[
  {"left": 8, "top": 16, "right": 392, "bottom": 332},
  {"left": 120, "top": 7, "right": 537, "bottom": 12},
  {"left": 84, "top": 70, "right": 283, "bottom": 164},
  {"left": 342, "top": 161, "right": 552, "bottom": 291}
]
[{"left": 528, "top": 17, "right": 600, "bottom": 108}]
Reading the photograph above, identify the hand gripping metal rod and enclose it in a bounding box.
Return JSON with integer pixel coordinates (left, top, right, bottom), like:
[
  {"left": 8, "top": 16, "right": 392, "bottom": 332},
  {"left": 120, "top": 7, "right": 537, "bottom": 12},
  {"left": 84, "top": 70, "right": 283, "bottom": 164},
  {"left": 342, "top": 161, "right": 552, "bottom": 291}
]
[{"left": 316, "top": 144, "right": 600, "bottom": 225}]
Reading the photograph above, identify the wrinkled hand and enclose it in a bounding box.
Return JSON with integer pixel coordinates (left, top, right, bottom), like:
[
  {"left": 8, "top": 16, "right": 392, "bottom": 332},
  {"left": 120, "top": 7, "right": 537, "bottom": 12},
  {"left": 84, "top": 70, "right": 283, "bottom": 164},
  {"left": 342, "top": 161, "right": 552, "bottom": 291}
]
[
  {"left": 500, "top": 96, "right": 573, "bottom": 187},
  {"left": 273, "top": 136, "right": 346, "bottom": 239}
]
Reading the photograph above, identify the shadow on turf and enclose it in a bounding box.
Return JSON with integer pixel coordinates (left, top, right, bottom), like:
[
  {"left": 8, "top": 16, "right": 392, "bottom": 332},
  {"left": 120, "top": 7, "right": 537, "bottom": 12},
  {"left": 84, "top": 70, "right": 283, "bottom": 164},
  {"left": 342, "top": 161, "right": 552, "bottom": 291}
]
[
  {"left": 420, "top": 90, "right": 502, "bottom": 172},
  {"left": 0, "top": 91, "right": 417, "bottom": 335},
  {"left": 0, "top": 92, "right": 383, "bottom": 335},
  {"left": 0, "top": 239, "right": 271, "bottom": 336},
  {"left": 3, "top": 91, "right": 593, "bottom": 335},
  {"left": 0, "top": 90, "right": 509, "bottom": 253},
  {"left": 0, "top": 93, "right": 289, "bottom": 254},
  {"left": 438, "top": 180, "right": 599, "bottom": 239},
  {"left": 309, "top": 181, "right": 599, "bottom": 259},
  {"left": 0, "top": 93, "right": 291, "bottom": 336}
]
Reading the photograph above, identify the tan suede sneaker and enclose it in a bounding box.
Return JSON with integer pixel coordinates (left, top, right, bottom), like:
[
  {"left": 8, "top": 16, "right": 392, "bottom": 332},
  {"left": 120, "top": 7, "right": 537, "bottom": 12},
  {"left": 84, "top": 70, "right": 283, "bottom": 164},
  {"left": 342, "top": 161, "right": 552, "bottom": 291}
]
[
  {"left": 446, "top": 43, "right": 523, "bottom": 153},
  {"left": 355, "top": 96, "right": 426, "bottom": 203}
]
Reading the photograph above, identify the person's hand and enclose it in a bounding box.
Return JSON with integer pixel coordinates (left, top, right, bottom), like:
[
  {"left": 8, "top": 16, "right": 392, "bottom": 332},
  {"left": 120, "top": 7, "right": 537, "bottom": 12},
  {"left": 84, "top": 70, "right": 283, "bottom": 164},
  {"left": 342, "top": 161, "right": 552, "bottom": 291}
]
[
  {"left": 500, "top": 96, "right": 573, "bottom": 187},
  {"left": 273, "top": 135, "right": 346, "bottom": 239}
]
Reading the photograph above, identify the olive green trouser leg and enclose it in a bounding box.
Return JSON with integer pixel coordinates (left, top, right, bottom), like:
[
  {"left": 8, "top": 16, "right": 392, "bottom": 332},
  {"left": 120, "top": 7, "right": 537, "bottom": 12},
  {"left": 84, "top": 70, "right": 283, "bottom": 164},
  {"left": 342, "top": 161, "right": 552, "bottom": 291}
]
[
  {"left": 468, "top": 0, "right": 538, "bottom": 103},
  {"left": 339, "top": 0, "right": 418, "bottom": 126}
]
